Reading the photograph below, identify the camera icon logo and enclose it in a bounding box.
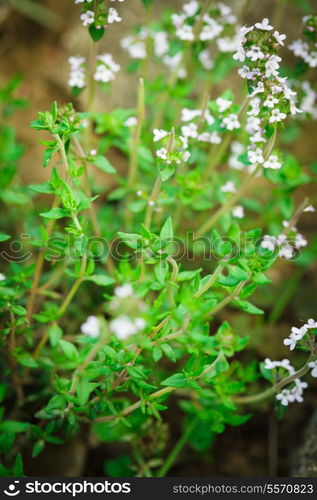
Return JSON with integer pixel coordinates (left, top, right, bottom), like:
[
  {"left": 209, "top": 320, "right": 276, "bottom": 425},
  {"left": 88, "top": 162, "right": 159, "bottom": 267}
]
[{"left": 4, "top": 481, "right": 20, "bottom": 496}]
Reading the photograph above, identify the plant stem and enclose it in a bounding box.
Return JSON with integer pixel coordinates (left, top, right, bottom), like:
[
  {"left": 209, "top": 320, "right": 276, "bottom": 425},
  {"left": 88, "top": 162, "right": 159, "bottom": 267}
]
[
  {"left": 144, "top": 175, "right": 162, "bottom": 230},
  {"left": 194, "top": 264, "right": 224, "bottom": 298},
  {"left": 7, "top": 310, "right": 24, "bottom": 404},
  {"left": 157, "top": 420, "right": 196, "bottom": 477},
  {"left": 234, "top": 353, "right": 316, "bottom": 405},
  {"left": 128, "top": 78, "right": 145, "bottom": 188},
  {"left": 206, "top": 278, "right": 249, "bottom": 317},
  {"left": 26, "top": 195, "right": 59, "bottom": 321},
  {"left": 196, "top": 127, "right": 277, "bottom": 237},
  {"left": 167, "top": 256, "right": 179, "bottom": 308}
]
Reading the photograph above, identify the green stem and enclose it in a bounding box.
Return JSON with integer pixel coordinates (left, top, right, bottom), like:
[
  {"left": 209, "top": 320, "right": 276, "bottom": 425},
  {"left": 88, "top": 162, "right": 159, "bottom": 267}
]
[
  {"left": 144, "top": 176, "right": 162, "bottom": 230},
  {"left": 167, "top": 256, "right": 179, "bottom": 308},
  {"left": 157, "top": 421, "right": 196, "bottom": 477},
  {"left": 128, "top": 78, "right": 145, "bottom": 188},
  {"left": 193, "top": 264, "right": 224, "bottom": 298}
]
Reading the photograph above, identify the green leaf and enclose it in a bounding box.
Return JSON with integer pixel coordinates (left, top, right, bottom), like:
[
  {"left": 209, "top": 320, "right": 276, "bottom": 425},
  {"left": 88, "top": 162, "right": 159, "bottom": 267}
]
[
  {"left": 89, "top": 24, "right": 105, "bottom": 42},
  {"left": 177, "top": 269, "right": 201, "bottom": 282},
  {"left": 48, "top": 324, "right": 63, "bottom": 347},
  {"left": 12, "top": 453, "right": 24, "bottom": 477},
  {"left": 161, "top": 344, "right": 176, "bottom": 362},
  {"left": 0, "top": 421, "right": 30, "bottom": 433},
  {"left": 59, "top": 340, "right": 79, "bottom": 361},
  {"left": 39, "top": 207, "right": 69, "bottom": 219},
  {"left": 29, "top": 182, "right": 54, "bottom": 194},
  {"left": 87, "top": 274, "right": 115, "bottom": 287},
  {"left": 160, "top": 216, "right": 173, "bottom": 240},
  {"left": 233, "top": 300, "right": 264, "bottom": 315},
  {"left": 152, "top": 347, "right": 162, "bottom": 362},
  {"left": 161, "top": 373, "right": 187, "bottom": 388},
  {"left": 12, "top": 305, "right": 26, "bottom": 316},
  {"left": 0, "top": 233, "right": 10, "bottom": 242},
  {"left": 76, "top": 378, "right": 98, "bottom": 406},
  {"left": 92, "top": 155, "right": 116, "bottom": 174},
  {"left": 32, "top": 440, "right": 45, "bottom": 458},
  {"left": 117, "top": 232, "right": 141, "bottom": 249},
  {"left": 15, "top": 352, "right": 38, "bottom": 368},
  {"left": 42, "top": 144, "right": 58, "bottom": 167}
]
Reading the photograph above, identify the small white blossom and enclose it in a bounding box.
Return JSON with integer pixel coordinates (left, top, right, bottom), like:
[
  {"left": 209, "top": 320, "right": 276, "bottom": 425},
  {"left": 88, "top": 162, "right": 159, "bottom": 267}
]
[
  {"left": 181, "top": 123, "right": 198, "bottom": 138},
  {"left": 246, "top": 46, "right": 265, "bottom": 62},
  {"left": 304, "top": 205, "right": 315, "bottom": 212},
  {"left": 0, "top": 273, "right": 6, "bottom": 281},
  {"left": 108, "top": 7, "right": 122, "bottom": 24},
  {"left": 222, "top": 113, "right": 240, "bottom": 130},
  {"left": 94, "top": 54, "right": 120, "bottom": 83},
  {"left": 232, "top": 205, "right": 244, "bottom": 218},
  {"left": 68, "top": 56, "right": 86, "bottom": 88},
  {"left": 248, "top": 147, "right": 264, "bottom": 164},
  {"left": 255, "top": 18, "right": 273, "bottom": 31},
  {"left": 156, "top": 147, "right": 168, "bottom": 160},
  {"left": 216, "top": 97, "right": 232, "bottom": 113},
  {"left": 181, "top": 108, "right": 201, "bottom": 122},
  {"left": 263, "top": 155, "right": 282, "bottom": 169},
  {"left": 274, "top": 31, "right": 286, "bottom": 46},
  {"left": 276, "top": 389, "right": 294, "bottom": 406},
  {"left": 110, "top": 316, "right": 139, "bottom": 339},
  {"left": 269, "top": 108, "right": 286, "bottom": 123},
  {"left": 114, "top": 283, "right": 133, "bottom": 298},
  {"left": 221, "top": 180, "right": 236, "bottom": 193},
  {"left": 177, "top": 25, "right": 194, "bottom": 41},
  {"left": 81, "top": 316, "right": 100, "bottom": 338},
  {"left": 124, "top": 117, "right": 137, "bottom": 127},
  {"left": 80, "top": 10, "right": 94, "bottom": 26},
  {"left": 198, "top": 49, "right": 214, "bottom": 70},
  {"left": 264, "top": 95, "right": 279, "bottom": 108},
  {"left": 183, "top": 0, "right": 199, "bottom": 17},
  {"left": 153, "top": 129, "right": 169, "bottom": 142},
  {"left": 308, "top": 361, "right": 317, "bottom": 378}
]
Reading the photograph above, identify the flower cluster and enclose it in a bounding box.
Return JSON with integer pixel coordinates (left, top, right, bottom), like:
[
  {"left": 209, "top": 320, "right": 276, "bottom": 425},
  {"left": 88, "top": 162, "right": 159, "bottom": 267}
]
[
  {"left": 261, "top": 216, "right": 309, "bottom": 260},
  {"left": 94, "top": 53, "right": 120, "bottom": 83},
  {"left": 75, "top": 0, "right": 123, "bottom": 29},
  {"left": 121, "top": 28, "right": 169, "bottom": 60},
  {"left": 235, "top": 18, "right": 299, "bottom": 152},
  {"left": 283, "top": 318, "right": 317, "bottom": 351},
  {"left": 299, "top": 81, "right": 317, "bottom": 119},
  {"left": 68, "top": 56, "right": 86, "bottom": 89},
  {"left": 154, "top": 128, "right": 190, "bottom": 166},
  {"left": 264, "top": 358, "right": 308, "bottom": 406},
  {"left": 289, "top": 15, "right": 317, "bottom": 68},
  {"left": 81, "top": 283, "right": 146, "bottom": 340}
]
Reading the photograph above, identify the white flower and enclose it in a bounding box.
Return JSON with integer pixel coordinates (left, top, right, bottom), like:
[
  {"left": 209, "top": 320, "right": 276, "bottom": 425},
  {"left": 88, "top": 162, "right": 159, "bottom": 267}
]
[
  {"left": 181, "top": 108, "right": 201, "bottom": 122},
  {"left": 216, "top": 97, "right": 232, "bottom": 113},
  {"left": 198, "top": 50, "right": 214, "bottom": 70},
  {"left": 233, "top": 46, "right": 246, "bottom": 62},
  {"left": 121, "top": 37, "right": 146, "bottom": 59},
  {"left": 0, "top": 273, "right": 6, "bottom": 281},
  {"left": 261, "top": 235, "right": 277, "bottom": 251},
  {"left": 153, "top": 31, "right": 169, "bottom": 57},
  {"left": 114, "top": 283, "right": 133, "bottom": 298},
  {"left": 177, "top": 25, "right": 194, "bottom": 41},
  {"left": 246, "top": 116, "right": 261, "bottom": 134},
  {"left": 94, "top": 54, "right": 120, "bottom": 83},
  {"left": 107, "top": 7, "right": 121, "bottom": 24},
  {"left": 289, "top": 39, "right": 309, "bottom": 58},
  {"left": 110, "top": 315, "right": 145, "bottom": 339},
  {"left": 273, "top": 31, "right": 286, "bottom": 46},
  {"left": 283, "top": 334, "right": 299, "bottom": 351},
  {"left": 183, "top": 0, "right": 199, "bottom": 17},
  {"left": 163, "top": 53, "right": 187, "bottom": 79},
  {"left": 181, "top": 123, "right": 198, "bottom": 138},
  {"left": 264, "top": 95, "right": 279, "bottom": 108},
  {"left": 171, "top": 13, "right": 185, "bottom": 29},
  {"left": 295, "top": 233, "right": 307, "bottom": 249},
  {"left": 232, "top": 205, "right": 244, "bottom": 218},
  {"left": 255, "top": 18, "right": 273, "bottom": 31},
  {"left": 263, "top": 155, "right": 281, "bottom": 169},
  {"left": 199, "top": 19, "right": 223, "bottom": 41},
  {"left": 248, "top": 147, "right": 264, "bottom": 164},
  {"left": 265, "top": 55, "right": 281, "bottom": 77},
  {"left": 306, "top": 318, "right": 317, "bottom": 329},
  {"left": 246, "top": 46, "right": 265, "bottom": 62},
  {"left": 269, "top": 108, "right": 286, "bottom": 123},
  {"left": 276, "top": 389, "right": 293, "bottom": 406},
  {"left": 80, "top": 10, "right": 94, "bottom": 26},
  {"left": 110, "top": 316, "right": 137, "bottom": 339},
  {"left": 221, "top": 180, "right": 236, "bottom": 193},
  {"left": 81, "top": 316, "right": 100, "bottom": 338},
  {"left": 124, "top": 116, "right": 137, "bottom": 127},
  {"left": 153, "top": 129, "right": 168, "bottom": 142},
  {"left": 68, "top": 56, "right": 86, "bottom": 88},
  {"left": 222, "top": 113, "right": 240, "bottom": 130},
  {"left": 304, "top": 204, "right": 315, "bottom": 212},
  {"left": 198, "top": 131, "right": 221, "bottom": 144},
  {"left": 308, "top": 361, "right": 317, "bottom": 378},
  {"left": 156, "top": 147, "right": 168, "bottom": 160},
  {"left": 278, "top": 244, "right": 294, "bottom": 260}
]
